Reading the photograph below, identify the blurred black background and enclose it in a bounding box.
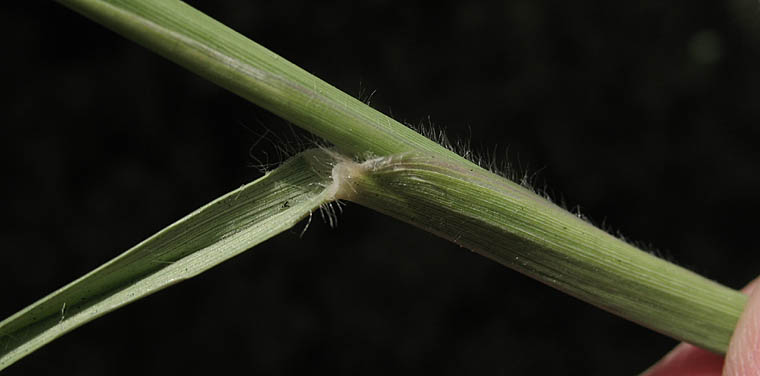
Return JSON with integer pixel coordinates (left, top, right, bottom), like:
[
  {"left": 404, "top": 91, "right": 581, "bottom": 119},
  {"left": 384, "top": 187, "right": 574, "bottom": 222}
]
[{"left": 2, "top": 0, "right": 760, "bottom": 374}]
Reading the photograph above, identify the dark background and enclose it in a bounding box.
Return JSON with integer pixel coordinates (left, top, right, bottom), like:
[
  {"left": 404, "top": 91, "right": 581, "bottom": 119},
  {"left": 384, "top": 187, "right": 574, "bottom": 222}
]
[{"left": 2, "top": 0, "right": 760, "bottom": 374}]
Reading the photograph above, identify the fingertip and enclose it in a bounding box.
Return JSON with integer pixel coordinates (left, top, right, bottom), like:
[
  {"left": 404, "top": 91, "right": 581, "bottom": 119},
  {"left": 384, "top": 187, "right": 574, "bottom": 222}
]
[
  {"left": 741, "top": 275, "right": 760, "bottom": 295},
  {"left": 641, "top": 343, "right": 723, "bottom": 376},
  {"left": 723, "top": 280, "right": 760, "bottom": 376}
]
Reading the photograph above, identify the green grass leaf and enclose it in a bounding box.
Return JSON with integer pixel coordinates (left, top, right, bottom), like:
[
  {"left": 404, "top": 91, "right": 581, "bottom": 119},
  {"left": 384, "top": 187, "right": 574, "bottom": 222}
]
[
  {"left": 0, "top": 149, "right": 338, "bottom": 371},
  {"left": 56, "top": 0, "right": 458, "bottom": 160},
  {"left": 14, "top": 0, "right": 745, "bottom": 368},
  {"left": 339, "top": 153, "right": 747, "bottom": 353}
]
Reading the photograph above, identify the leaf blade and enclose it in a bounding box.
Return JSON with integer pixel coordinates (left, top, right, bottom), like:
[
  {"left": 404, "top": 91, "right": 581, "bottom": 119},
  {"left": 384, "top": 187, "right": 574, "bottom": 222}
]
[{"left": 0, "top": 149, "right": 337, "bottom": 370}]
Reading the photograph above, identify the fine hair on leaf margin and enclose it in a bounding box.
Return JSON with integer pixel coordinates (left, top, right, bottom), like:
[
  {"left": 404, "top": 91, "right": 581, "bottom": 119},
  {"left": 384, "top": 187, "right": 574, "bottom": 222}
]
[{"left": 243, "top": 84, "right": 676, "bottom": 264}]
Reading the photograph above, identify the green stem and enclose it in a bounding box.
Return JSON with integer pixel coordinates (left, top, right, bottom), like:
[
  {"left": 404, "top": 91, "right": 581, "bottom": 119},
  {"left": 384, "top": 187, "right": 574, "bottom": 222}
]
[
  {"left": 56, "top": 0, "right": 460, "bottom": 161},
  {"left": 54, "top": 0, "right": 746, "bottom": 355},
  {"left": 336, "top": 153, "right": 747, "bottom": 353}
]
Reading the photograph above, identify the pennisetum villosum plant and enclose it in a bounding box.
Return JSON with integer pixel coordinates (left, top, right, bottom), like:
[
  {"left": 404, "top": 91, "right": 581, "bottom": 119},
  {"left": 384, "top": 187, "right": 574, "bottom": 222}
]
[{"left": 1, "top": 0, "right": 756, "bottom": 373}]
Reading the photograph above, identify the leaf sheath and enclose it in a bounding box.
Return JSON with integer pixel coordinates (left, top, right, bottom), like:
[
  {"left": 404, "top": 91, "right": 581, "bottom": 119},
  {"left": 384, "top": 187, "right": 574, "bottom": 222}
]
[{"left": 340, "top": 153, "right": 747, "bottom": 353}]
